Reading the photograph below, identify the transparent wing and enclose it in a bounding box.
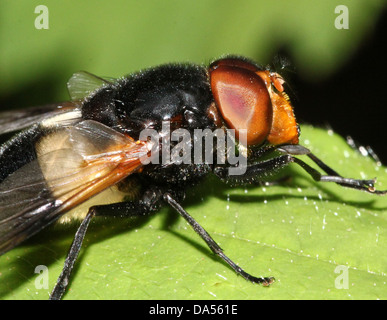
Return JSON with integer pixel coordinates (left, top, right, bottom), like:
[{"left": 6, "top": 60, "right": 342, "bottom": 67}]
[
  {"left": 67, "top": 71, "right": 115, "bottom": 100},
  {"left": 0, "top": 70, "right": 115, "bottom": 134},
  {"left": 0, "top": 101, "right": 81, "bottom": 135},
  {"left": 0, "top": 120, "right": 150, "bottom": 254}
]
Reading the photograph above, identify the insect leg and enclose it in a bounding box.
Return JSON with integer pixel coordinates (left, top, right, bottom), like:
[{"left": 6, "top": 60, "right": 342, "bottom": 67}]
[
  {"left": 214, "top": 155, "right": 293, "bottom": 185},
  {"left": 248, "top": 144, "right": 277, "bottom": 162},
  {"left": 50, "top": 208, "right": 95, "bottom": 300},
  {"left": 215, "top": 150, "right": 386, "bottom": 194},
  {"left": 50, "top": 187, "right": 167, "bottom": 300},
  {"left": 277, "top": 144, "right": 387, "bottom": 194},
  {"left": 163, "top": 192, "right": 274, "bottom": 286}
]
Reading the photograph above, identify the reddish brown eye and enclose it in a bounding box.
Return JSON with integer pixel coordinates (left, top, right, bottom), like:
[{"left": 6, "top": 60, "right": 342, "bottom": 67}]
[
  {"left": 210, "top": 65, "right": 272, "bottom": 146},
  {"left": 210, "top": 58, "right": 260, "bottom": 73}
]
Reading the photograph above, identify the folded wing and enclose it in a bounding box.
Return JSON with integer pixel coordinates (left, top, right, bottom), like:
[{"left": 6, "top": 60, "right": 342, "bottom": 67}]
[{"left": 0, "top": 120, "right": 150, "bottom": 254}]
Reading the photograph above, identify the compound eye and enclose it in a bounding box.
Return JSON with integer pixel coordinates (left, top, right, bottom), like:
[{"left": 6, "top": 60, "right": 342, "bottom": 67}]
[
  {"left": 210, "top": 65, "right": 272, "bottom": 146},
  {"left": 210, "top": 58, "right": 260, "bottom": 73}
]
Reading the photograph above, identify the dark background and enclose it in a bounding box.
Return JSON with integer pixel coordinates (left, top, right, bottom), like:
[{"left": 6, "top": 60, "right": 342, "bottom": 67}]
[{"left": 295, "top": 10, "right": 387, "bottom": 164}]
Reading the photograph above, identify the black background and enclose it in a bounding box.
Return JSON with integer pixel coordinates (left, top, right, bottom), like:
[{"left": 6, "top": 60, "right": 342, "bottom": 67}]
[{"left": 294, "top": 9, "right": 387, "bottom": 164}]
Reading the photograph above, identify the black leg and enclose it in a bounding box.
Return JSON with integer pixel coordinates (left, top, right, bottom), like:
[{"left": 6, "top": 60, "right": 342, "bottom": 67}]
[
  {"left": 278, "top": 144, "right": 387, "bottom": 194},
  {"left": 163, "top": 192, "right": 274, "bottom": 286},
  {"left": 50, "top": 187, "right": 165, "bottom": 300},
  {"left": 50, "top": 208, "right": 95, "bottom": 300},
  {"left": 215, "top": 144, "right": 386, "bottom": 194},
  {"left": 248, "top": 144, "right": 277, "bottom": 162},
  {"left": 214, "top": 155, "right": 293, "bottom": 185}
]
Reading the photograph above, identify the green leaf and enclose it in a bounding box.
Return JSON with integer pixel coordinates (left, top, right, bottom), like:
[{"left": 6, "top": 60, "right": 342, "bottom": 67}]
[{"left": 1, "top": 125, "right": 386, "bottom": 300}]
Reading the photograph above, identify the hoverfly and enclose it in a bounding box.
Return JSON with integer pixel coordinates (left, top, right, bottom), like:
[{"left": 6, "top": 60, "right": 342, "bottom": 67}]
[{"left": 0, "top": 56, "right": 385, "bottom": 299}]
